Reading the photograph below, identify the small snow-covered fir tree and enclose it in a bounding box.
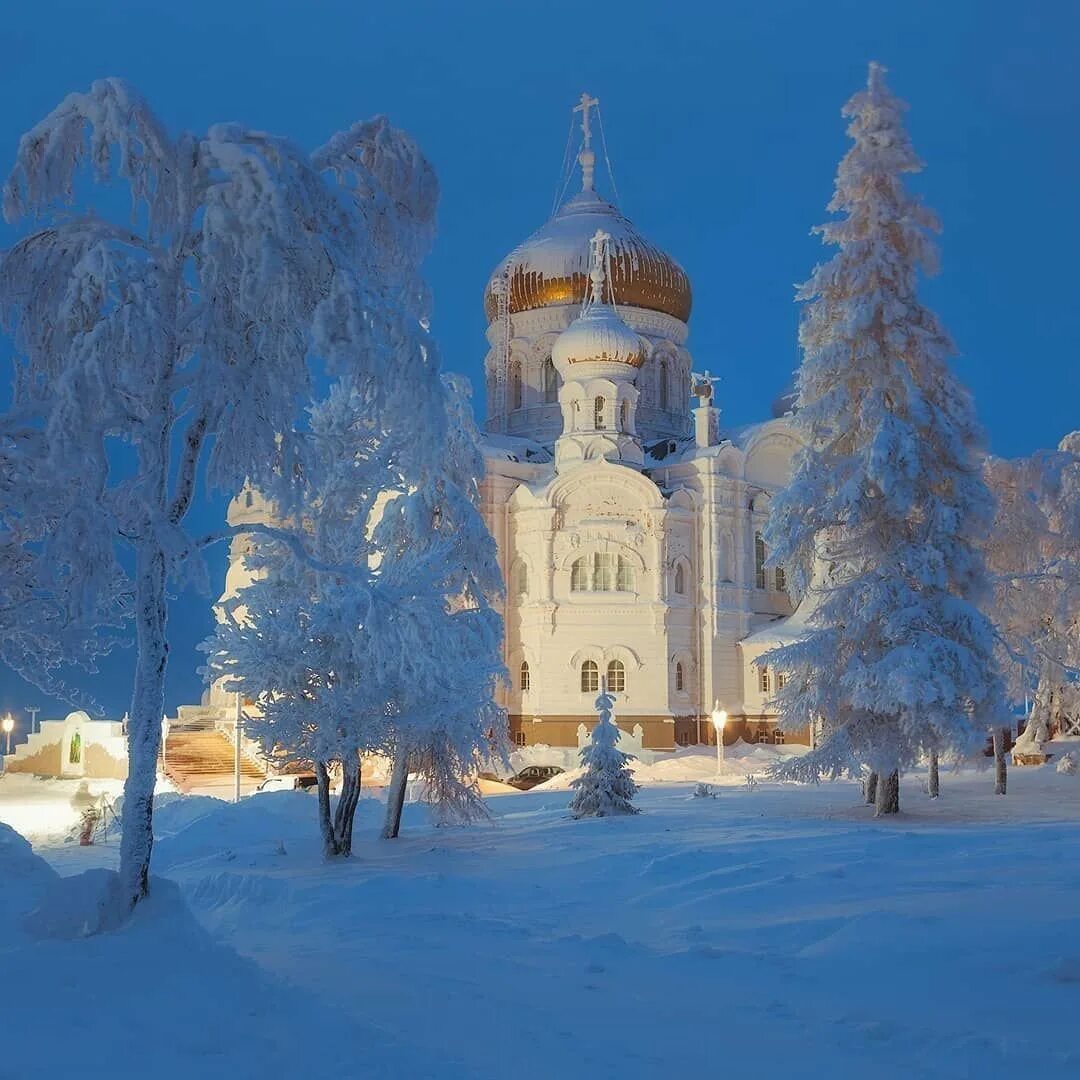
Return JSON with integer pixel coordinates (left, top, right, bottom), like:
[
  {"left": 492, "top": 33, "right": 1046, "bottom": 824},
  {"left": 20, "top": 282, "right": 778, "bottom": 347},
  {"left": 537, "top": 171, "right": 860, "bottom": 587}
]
[
  {"left": 568, "top": 681, "right": 639, "bottom": 819},
  {"left": 762, "top": 63, "right": 1006, "bottom": 814}
]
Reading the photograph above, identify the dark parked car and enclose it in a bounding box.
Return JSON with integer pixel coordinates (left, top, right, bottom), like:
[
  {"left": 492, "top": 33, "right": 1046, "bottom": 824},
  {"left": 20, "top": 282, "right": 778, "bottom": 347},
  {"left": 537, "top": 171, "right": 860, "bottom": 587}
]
[{"left": 506, "top": 765, "right": 565, "bottom": 790}]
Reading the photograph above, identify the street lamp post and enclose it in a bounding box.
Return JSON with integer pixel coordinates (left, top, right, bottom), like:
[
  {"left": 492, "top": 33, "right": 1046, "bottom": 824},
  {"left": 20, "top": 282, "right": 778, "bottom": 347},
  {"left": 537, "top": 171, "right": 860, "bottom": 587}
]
[
  {"left": 2, "top": 713, "right": 14, "bottom": 757},
  {"left": 711, "top": 700, "right": 727, "bottom": 776}
]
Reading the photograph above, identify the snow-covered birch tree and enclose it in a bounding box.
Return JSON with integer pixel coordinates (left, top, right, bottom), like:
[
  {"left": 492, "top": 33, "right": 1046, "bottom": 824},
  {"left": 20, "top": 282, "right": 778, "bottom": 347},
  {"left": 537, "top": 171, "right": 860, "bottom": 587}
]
[
  {"left": 984, "top": 435, "right": 1080, "bottom": 740},
  {"left": 761, "top": 63, "right": 1005, "bottom": 814},
  {"left": 375, "top": 373, "right": 506, "bottom": 839},
  {"left": 569, "top": 681, "right": 639, "bottom": 818},
  {"left": 0, "top": 81, "right": 411, "bottom": 910}
]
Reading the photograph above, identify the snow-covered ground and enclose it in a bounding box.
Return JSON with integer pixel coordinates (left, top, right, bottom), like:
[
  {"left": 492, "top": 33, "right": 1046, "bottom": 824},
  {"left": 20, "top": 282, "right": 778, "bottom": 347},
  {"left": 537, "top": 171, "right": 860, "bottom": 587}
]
[{"left": 3, "top": 750, "right": 1080, "bottom": 1078}]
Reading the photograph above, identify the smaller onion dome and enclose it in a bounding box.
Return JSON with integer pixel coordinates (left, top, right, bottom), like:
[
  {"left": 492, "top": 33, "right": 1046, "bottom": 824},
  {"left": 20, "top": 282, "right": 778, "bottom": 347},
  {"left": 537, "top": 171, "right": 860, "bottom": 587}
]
[{"left": 551, "top": 230, "right": 645, "bottom": 380}]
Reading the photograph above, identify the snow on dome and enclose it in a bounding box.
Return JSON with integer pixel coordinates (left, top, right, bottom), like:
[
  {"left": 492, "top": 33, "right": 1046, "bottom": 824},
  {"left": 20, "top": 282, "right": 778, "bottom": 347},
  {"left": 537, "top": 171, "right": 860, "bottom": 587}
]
[
  {"left": 551, "top": 302, "right": 645, "bottom": 378},
  {"left": 484, "top": 190, "right": 692, "bottom": 324}
]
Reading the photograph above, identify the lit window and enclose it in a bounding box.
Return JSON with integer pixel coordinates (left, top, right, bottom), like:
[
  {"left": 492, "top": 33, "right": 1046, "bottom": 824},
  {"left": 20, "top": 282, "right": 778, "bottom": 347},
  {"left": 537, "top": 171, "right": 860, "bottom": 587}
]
[
  {"left": 571, "top": 557, "right": 589, "bottom": 591},
  {"left": 675, "top": 661, "right": 684, "bottom": 692},
  {"left": 674, "top": 563, "right": 686, "bottom": 595},
  {"left": 543, "top": 358, "right": 558, "bottom": 404},
  {"left": 594, "top": 552, "right": 615, "bottom": 591},
  {"left": 509, "top": 361, "right": 522, "bottom": 411},
  {"left": 514, "top": 730, "right": 526, "bottom": 747},
  {"left": 775, "top": 566, "right": 786, "bottom": 592},
  {"left": 607, "top": 659, "right": 626, "bottom": 692},
  {"left": 755, "top": 532, "right": 767, "bottom": 590},
  {"left": 581, "top": 660, "right": 599, "bottom": 693},
  {"left": 520, "top": 660, "right": 530, "bottom": 692},
  {"left": 594, "top": 396, "right": 605, "bottom": 430},
  {"left": 515, "top": 561, "right": 528, "bottom": 596},
  {"left": 759, "top": 666, "right": 771, "bottom": 694},
  {"left": 620, "top": 399, "right": 630, "bottom": 430},
  {"left": 774, "top": 729, "right": 785, "bottom": 745},
  {"left": 616, "top": 556, "right": 635, "bottom": 592}
]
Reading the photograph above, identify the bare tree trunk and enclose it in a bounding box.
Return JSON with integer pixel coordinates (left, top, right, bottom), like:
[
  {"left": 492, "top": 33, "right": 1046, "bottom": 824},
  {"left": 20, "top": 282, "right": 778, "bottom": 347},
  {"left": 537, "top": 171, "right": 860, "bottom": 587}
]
[
  {"left": 382, "top": 746, "right": 410, "bottom": 840},
  {"left": 928, "top": 750, "right": 940, "bottom": 799},
  {"left": 875, "top": 770, "right": 900, "bottom": 816},
  {"left": 863, "top": 771, "right": 879, "bottom": 805},
  {"left": 315, "top": 760, "right": 340, "bottom": 858},
  {"left": 118, "top": 548, "right": 169, "bottom": 914},
  {"left": 334, "top": 753, "right": 361, "bottom": 855},
  {"left": 993, "top": 727, "right": 1007, "bottom": 795}
]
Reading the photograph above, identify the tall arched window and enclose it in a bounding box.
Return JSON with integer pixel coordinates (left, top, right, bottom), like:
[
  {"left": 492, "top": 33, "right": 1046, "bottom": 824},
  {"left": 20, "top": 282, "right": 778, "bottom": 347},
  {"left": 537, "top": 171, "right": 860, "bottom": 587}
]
[
  {"left": 571, "top": 557, "right": 589, "bottom": 591},
  {"left": 620, "top": 399, "right": 630, "bottom": 431},
  {"left": 520, "top": 660, "right": 530, "bottom": 692},
  {"left": 514, "top": 561, "right": 529, "bottom": 596},
  {"left": 509, "top": 361, "right": 523, "bottom": 411},
  {"left": 543, "top": 358, "right": 558, "bottom": 403},
  {"left": 607, "top": 659, "right": 626, "bottom": 693},
  {"left": 659, "top": 359, "right": 669, "bottom": 410},
  {"left": 594, "top": 396, "right": 605, "bottom": 430},
  {"left": 675, "top": 661, "right": 684, "bottom": 692},
  {"left": 775, "top": 565, "right": 786, "bottom": 592},
  {"left": 674, "top": 563, "right": 686, "bottom": 595},
  {"left": 755, "top": 532, "right": 767, "bottom": 590},
  {"left": 616, "top": 556, "right": 635, "bottom": 592},
  {"left": 581, "top": 660, "right": 599, "bottom": 693}
]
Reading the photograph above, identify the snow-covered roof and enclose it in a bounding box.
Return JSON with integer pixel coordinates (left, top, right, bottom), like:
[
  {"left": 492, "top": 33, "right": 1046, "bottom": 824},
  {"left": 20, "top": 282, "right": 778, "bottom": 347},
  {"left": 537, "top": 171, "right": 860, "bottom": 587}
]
[
  {"left": 480, "top": 432, "right": 553, "bottom": 464},
  {"left": 740, "top": 597, "right": 816, "bottom": 649}
]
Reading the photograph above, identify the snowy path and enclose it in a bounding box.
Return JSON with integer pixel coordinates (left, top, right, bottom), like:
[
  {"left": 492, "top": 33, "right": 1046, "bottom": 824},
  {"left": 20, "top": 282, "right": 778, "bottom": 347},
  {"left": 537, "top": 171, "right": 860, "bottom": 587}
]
[{"left": 5, "top": 765, "right": 1080, "bottom": 1078}]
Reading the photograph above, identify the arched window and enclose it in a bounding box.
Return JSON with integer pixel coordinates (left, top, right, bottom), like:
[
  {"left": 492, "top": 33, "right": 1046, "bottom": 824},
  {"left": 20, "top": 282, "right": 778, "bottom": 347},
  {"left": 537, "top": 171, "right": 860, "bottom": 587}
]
[
  {"left": 674, "top": 563, "right": 686, "bottom": 595},
  {"left": 607, "top": 659, "right": 626, "bottom": 693},
  {"left": 775, "top": 565, "right": 786, "bottom": 592},
  {"left": 581, "top": 660, "right": 599, "bottom": 693},
  {"left": 572, "top": 553, "right": 636, "bottom": 592},
  {"left": 759, "top": 666, "right": 771, "bottom": 695},
  {"left": 777, "top": 672, "right": 787, "bottom": 690},
  {"left": 571, "top": 557, "right": 589, "bottom": 591},
  {"left": 659, "top": 359, "right": 669, "bottom": 410},
  {"left": 620, "top": 399, "right": 630, "bottom": 431},
  {"left": 594, "top": 396, "right": 605, "bottom": 430},
  {"left": 755, "top": 532, "right": 767, "bottom": 590},
  {"left": 520, "top": 660, "right": 531, "bottom": 692},
  {"left": 543, "top": 358, "right": 558, "bottom": 403},
  {"left": 509, "top": 361, "right": 523, "bottom": 411},
  {"left": 675, "top": 661, "right": 684, "bottom": 692},
  {"left": 514, "top": 561, "right": 528, "bottom": 596}
]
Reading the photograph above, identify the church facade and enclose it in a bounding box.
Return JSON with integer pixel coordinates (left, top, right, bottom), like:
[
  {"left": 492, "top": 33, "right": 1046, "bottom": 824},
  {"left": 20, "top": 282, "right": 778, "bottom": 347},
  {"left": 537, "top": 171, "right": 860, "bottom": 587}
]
[{"left": 478, "top": 95, "right": 805, "bottom": 752}]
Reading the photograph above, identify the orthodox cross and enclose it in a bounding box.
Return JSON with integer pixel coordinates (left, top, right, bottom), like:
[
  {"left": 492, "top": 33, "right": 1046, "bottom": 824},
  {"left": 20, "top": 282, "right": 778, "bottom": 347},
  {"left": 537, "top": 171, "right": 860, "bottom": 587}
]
[
  {"left": 692, "top": 370, "right": 720, "bottom": 407},
  {"left": 574, "top": 92, "right": 599, "bottom": 191}
]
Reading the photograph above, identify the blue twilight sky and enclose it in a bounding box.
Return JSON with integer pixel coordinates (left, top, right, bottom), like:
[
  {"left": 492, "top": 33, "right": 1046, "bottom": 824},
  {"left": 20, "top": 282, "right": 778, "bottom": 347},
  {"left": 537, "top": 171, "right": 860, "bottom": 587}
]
[{"left": 1, "top": 0, "right": 1077, "bottom": 728}]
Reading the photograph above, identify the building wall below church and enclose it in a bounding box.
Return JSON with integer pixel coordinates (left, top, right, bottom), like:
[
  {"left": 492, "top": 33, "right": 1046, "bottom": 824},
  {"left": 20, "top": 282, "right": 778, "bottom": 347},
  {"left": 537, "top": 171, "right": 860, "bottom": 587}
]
[{"left": 510, "top": 714, "right": 677, "bottom": 750}]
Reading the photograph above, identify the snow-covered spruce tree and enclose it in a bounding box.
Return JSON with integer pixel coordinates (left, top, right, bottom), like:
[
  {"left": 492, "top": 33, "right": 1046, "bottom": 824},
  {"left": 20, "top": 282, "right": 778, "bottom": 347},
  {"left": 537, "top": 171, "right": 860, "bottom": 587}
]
[
  {"left": 569, "top": 681, "right": 639, "bottom": 819},
  {"left": 377, "top": 374, "right": 506, "bottom": 839},
  {"left": 0, "top": 82, "right": 404, "bottom": 909},
  {"left": 761, "top": 64, "right": 1005, "bottom": 814},
  {"left": 984, "top": 435, "right": 1080, "bottom": 738}
]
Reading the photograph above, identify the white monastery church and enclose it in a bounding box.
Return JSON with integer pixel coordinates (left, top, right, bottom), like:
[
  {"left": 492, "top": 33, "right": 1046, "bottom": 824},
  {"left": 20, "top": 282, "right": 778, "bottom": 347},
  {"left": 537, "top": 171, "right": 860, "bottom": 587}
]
[{"left": 477, "top": 94, "right": 806, "bottom": 751}]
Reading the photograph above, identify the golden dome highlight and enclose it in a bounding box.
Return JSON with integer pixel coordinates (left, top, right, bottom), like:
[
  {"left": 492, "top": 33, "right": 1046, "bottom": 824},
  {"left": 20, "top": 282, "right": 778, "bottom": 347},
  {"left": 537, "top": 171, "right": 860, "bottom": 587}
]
[{"left": 485, "top": 191, "right": 692, "bottom": 324}]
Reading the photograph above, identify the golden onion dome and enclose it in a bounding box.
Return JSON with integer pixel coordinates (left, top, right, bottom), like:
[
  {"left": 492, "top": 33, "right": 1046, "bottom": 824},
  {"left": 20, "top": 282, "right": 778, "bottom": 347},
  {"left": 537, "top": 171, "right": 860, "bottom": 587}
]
[{"left": 484, "top": 190, "right": 692, "bottom": 324}]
